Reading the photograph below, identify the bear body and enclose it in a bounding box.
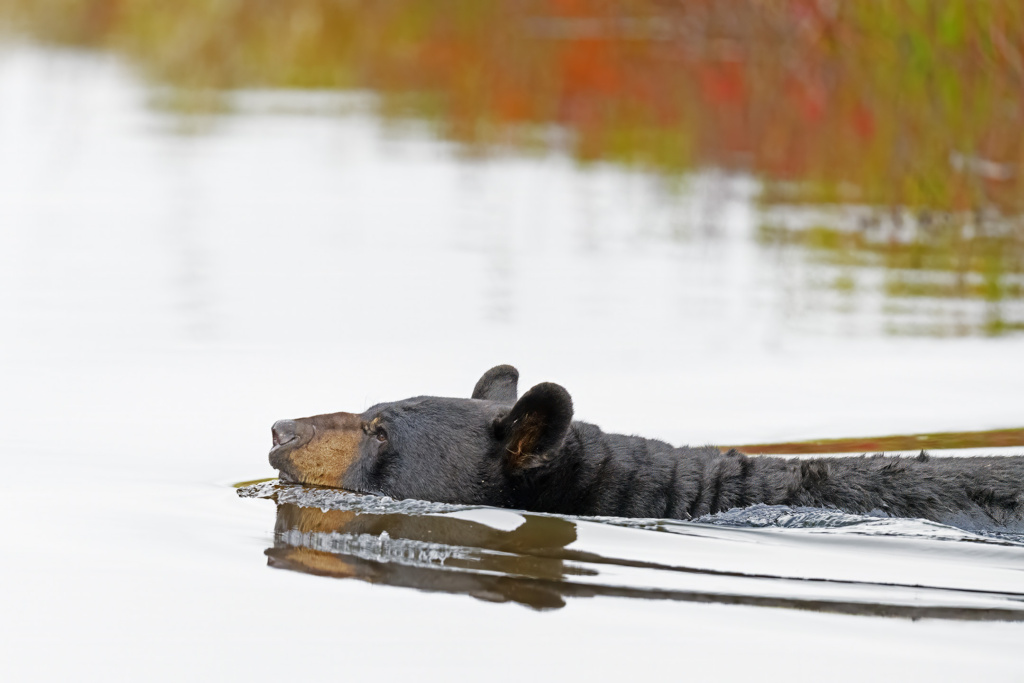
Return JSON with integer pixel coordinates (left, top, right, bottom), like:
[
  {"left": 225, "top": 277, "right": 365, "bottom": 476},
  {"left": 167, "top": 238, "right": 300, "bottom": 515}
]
[
  {"left": 268, "top": 365, "right": 1024, "bottom": 530},
  {"left": 511, "top": 424, "right": 1024, "bottom": 529}
]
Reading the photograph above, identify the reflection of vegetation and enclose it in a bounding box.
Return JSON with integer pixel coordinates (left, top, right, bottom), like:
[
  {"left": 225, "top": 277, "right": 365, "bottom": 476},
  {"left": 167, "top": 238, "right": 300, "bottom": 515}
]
[
  {"left": 2, "top": 1, "right": 1020, "bottom": 203},
  {"left": 2, "top": 0, "right": 1022, "bottom": 333},
  {"left": 758, "top": 211, "right": 1024, "bottom": 334},
  {"left": 733, "top": 426, "right": 1024, "bottom": 455}
]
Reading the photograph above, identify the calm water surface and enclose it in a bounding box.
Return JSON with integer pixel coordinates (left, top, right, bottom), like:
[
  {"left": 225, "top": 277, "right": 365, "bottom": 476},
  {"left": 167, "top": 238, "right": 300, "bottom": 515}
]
[
  {"left": 2, "top": 46, "right": 1024, "bottom": 680},
  {"left": 242, "top": 482, "right": 1024, "bottom": 618}
]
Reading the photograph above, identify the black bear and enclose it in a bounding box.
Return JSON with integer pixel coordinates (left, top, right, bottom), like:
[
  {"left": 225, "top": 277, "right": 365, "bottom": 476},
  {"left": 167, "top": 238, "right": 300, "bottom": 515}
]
[{"left": 269, "top": 365, "right": 1024, "bottom": 529}]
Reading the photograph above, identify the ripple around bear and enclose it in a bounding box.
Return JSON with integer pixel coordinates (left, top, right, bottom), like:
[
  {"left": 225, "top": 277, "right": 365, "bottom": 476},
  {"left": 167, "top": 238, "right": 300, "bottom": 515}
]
[{"left": 268, "top": 365, "right": 1024, "bottom": 531}]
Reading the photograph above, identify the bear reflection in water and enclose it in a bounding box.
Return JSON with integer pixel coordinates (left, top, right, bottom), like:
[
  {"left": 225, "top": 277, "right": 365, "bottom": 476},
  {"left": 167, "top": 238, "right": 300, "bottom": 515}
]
[
  {"left": 267, "top": 501, "right": 581, "bottom": 610},
  {"left": 249, "top": 485, "right": 1024, "bottom": 620}
]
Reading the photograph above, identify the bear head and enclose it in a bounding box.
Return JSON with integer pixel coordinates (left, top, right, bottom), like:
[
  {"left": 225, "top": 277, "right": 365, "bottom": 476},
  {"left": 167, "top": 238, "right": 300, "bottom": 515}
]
[{"left": 268, "top": 365, "right": 574, "bottom": 504}]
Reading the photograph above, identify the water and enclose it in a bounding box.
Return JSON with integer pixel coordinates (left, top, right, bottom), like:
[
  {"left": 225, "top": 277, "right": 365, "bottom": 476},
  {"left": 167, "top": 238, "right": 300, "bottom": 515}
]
[
  {"left": 243, "top": 482, "right": 1024, "bottom": 619},
  {"left": 2, "top": 45, "right": 1024, "bottom": 680}
]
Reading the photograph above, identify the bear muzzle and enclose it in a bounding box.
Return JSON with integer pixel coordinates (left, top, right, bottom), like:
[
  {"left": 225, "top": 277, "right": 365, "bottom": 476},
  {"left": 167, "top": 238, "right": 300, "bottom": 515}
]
[
  {"left": 272, "top": 419, "right": 299, "bottom": 448},
  {"left": 268, "top": 412, "right": 364, "bottom": 488},
  {"left": 269, "top": 419, "right": 315, "bottom": 479}
]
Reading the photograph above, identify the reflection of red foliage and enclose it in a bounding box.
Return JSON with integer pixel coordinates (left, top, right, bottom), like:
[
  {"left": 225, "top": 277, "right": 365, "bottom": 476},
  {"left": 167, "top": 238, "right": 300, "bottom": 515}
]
[
  {"left": 24, "top": 0, "right": 1021, "bottom": 211},
  {"left": 362, "top": 1, "right": 1020, "bottom": 212},
  {"left": 699, "top": 62, "right": 745, "bottom": 105},
  {"left": 789, "top": 75, "right": 825, "bottom": 123},
  {"left": 852, "top": 102, "right": 875, "bottom": 140},
  {"left": 560, "top": 39, "right": 621, "bottom": 95},
  {"left": 550, "top": 0, "right": 590, "bottom": 15},
  {"left": 494, "top": 87, "right": 531, "bottom": 122}
]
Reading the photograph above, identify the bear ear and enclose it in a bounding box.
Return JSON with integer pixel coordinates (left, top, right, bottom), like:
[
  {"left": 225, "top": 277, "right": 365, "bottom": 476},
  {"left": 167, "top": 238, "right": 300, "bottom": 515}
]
[
  {"left": 495, "top": 382, "right": 573, "bottom": 470},
  {"left": 472, "top": 364, "right": 519, "bottom": 404}
]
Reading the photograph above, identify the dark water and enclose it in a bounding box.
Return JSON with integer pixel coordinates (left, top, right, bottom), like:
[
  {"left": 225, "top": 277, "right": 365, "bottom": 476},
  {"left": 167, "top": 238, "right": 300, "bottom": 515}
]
[{"left": 239, "top": 481, "right": 1024, "bottom": 620}]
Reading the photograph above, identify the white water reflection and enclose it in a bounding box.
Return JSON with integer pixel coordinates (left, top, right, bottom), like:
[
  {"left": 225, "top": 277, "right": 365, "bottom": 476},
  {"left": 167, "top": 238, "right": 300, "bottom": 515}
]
[{"left": 2, "top": 46, "right": 1024, "bottom": 680}]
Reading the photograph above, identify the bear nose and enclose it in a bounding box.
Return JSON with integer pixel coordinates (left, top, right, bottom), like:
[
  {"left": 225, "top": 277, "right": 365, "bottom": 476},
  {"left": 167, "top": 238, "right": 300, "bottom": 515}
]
[{"left": 272, "top": 420, "right": 298, "bottom": 447}]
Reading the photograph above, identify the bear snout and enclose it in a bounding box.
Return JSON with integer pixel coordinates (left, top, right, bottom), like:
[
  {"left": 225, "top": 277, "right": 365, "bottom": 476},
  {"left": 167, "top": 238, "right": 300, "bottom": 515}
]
[
  {"left": 272, "top": 420, "right": 298, "bottom": 447},
  {"left": 269, "top": 419, "right": 315, "bottom": 480},
  {"left": 267, "top": 413, "right": 362, "bottom": 488}
]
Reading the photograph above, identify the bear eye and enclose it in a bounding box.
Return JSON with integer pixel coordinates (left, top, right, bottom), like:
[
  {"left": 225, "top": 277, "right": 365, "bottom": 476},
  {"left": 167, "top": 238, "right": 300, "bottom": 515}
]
[{"left": 374, "top": 426, "right": 388, "bottom": 443}]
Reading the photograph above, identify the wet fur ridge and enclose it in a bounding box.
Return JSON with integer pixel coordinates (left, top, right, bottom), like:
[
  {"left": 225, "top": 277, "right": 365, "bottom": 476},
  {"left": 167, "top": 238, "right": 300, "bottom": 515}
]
[{"left": 516, "top": 423, "right": 1024, "bottom": 529}]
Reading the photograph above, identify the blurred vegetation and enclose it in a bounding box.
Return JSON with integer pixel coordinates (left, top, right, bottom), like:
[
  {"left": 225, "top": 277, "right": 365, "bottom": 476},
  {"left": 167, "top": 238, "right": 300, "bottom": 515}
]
[
  {"left": 1, "top": 0, "right": 1022, "bottom": 334},
  {"left": 732, "top": 427, "right": 1024, "bottom": 455}
]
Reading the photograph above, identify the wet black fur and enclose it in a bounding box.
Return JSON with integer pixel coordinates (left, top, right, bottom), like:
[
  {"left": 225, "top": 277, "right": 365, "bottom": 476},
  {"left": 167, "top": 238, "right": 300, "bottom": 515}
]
[{"left": 337, "top": 365, "right": 1024, "bottom": 530}]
